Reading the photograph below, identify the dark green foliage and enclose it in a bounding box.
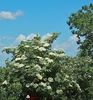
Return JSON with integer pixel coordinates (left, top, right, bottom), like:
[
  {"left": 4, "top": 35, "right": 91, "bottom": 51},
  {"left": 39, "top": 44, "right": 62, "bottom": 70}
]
[{"left": 68, "top": 3, "right": 93, "bottom": 57}]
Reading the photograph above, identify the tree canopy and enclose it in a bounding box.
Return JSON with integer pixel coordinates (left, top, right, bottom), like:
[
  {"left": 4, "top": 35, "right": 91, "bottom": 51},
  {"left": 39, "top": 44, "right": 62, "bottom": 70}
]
[{"left": 68, "top": 3, "right": 93, "bottom": 57}]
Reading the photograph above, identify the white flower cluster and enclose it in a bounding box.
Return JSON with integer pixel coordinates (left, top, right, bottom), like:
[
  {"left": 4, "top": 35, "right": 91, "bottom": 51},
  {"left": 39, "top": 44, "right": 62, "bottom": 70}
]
[
  {"left": 49, "top": 52, "right": 65, "bottom": 57},
  {"left": 36, "top": 56, "right": 47, "bottom": 65},
  {"left": 15, "top": 58, "right": 21, "bottom": 61},
  {"left": 47, "top": 86, "right": 52, "bottom": 90},
  {"left": 38, "top": 47, "right": 46, "bottom": 51},
  {"left": 49, "top": 52, "right": 56, "bottom": 56},
  {"left": 56, "top": 89, "right": 63, "bottom": 94},
  {"left": 34, "top": 46, "right": 39, "bottom": 49},
  {"left": 36, "top": 56, "right": 43, "bottom": 60},
  {"left": 30, "top": 83, "right": 38, "bottom": 88},
  {"left": 15, "top": 55, "right": 27, "bottom": 61},
  {"left": 55, "top": 77, "right": 61, "bottom": 82},
  {"left": 33, "top": 46, "right": 46, "bottom": 51},
  {"left": 39, "top": 82, "right": 46, "bottom": 87},
  {"left": 43, "top": 43, "right": 50, "bottom": 47},
  {"left": 57, "top": 53, "right": 65, "bottom": 57},
  {"left": 48, "top": 77, "right": 53, "bottom": 82},
  {"left": 2, "top": 80, "right": 8, "bottom": 85},
  {"left": 14, "top": 63, "right": 24, "bottom": 68},
  {"left": 65, "top": 74, "right": 69, "bottom": 78},
  {"left": 26, "top": 83, "right": 30, "bottom": 88},
  {"left": 45, "top": 57, "right": 53, "bottom": 63},
  {"left": 24, "top": 45, "right": 30, "bottom": 48},
  {"left": 30, "top": 82, "right": 52, "bottom": 90},
  {"left": 76, "top": 83, "right": 81, "bottom": 91},
  {"left": 63, "top": 75, "right": 69, "bottom": 81},
  {"left": 72, "top": 80, "right": 81, "bottom": 91},
  {"left": 25, "top": 65, "right": 30, "bottom": 68},
  {"left": 36, "top": 73, "right": 43, "bottom": 80},
  {"left": 69, "top": 83, "right": 73, "bottom": 87},
  {"left": 34, "top": 64, "right": 42, "bottom": 71},
  {"left": 21, "top": 55, "right": 27, "bottom": 60},
  {"left": 33, "top": 83, "right": 38, "bottom": 88}
]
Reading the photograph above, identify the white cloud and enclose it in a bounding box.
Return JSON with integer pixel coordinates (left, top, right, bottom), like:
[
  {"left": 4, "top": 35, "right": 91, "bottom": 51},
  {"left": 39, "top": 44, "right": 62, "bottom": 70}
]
[
  {"left": 42, "top": 33, "right": 52, "bottom": 41},
  {"left": 26, "top": 33, "right": 36, "bottom": 40},
  {"left": 16, "top": 34, "right": 26, "bottom": 42},
  {"left": 69, "top": 34, "right": 78, "bottom": 41},
  {"left": 0, "top": 10, "right": 23, "bottom": 20},
  {"left": 16, "top": 33, "right": 36, "bottom": 42},
  {"left": 53, "top": 35, "right": 78, "bottom": 52}
]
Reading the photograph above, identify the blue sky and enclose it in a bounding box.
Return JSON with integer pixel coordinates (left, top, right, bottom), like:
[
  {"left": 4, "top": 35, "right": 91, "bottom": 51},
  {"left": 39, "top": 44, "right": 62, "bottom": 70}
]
[{"left": 0, "top": 0, "right": 93, "bottom": 66}]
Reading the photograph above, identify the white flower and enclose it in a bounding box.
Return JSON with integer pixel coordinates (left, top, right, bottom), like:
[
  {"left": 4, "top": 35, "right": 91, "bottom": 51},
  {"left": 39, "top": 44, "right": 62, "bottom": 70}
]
[
  {"left": 49, "top": 52, "right": 65, "bottom": 57},
  {"left": 57, "top": 53, "right": 65, "bottom": 57},
  {"left": 65, "top": 74, "right": 69, "bottom": 78},
  {"left": 36, "top": 73, "right": 43, "bottom": 80},
  {"left": 43, "top": 43, "right": 50, "bottom": 47},
  {"left": 34, "top": 46, "right": 39, "bottom": 49},
  {"left": 45, "top": 58, "right": 53, "bottom": 63},
  {"left": 14, "top": 63, "right": 24, "bottom": 68},
  {"left": 34, "top": 64, "right": 41, "bottom": 71},
  {"left": 76, "top": 83, "right": 81, "bottom": 91},
  {"left": 25, "top": 65, "right": 30, "bottom": 68},
  {"left": 56, "top": 89, "right": 63, "bottom": 94},
  {"left": 26, "top": 84, "right": 30, "bottom": 88},
  {"left": 2, "top": 80, "right": 8, "bottom": 85},
  {"left": 88, "top": 75, "right": 91, "bottom": 78},
  {"left": 15, "top": 58, "right": 21, "bottom": 61},
  {"left": 36, "top": 56, "right": 43, "bottom": 59},
  {"left": 43, "top": 78, "right": 47, "bottom": 81},
  {"left": 21, "top": 55, "right": 27, "bottom": 60},
  {"left": 38, "top": 47, "right": 46, "bottom": 51},
  {"left": 72, "top": 80, "right": 76, "bottom": 83},
  {"left": 47, "top": 86, "right": 52, "bottom": 90},
  {"left": 43, "top": 61, "right": 47, "bottom": 65},
  {"left": 18, "top": 64, "right": 24, "bottom": 68},
  {"left": 49, "top": 59, "right": 53, "bottom": 63},
  {"left": 63, "top": 78, "right": 68, "bottom": 81},
  {"left": 69, "top": 84, "right": 73, "bottom": 87},
  {"left": 33, "top": 83, "right": 38, "bottom": 88},
  {"left": 55, "top": 77, "right": 61, "bottom": 82},
  {"left": 48, "top": 77, "right": 53, "bottom": 82},
  {"left": 39, "top": 82, "right": 46, "bottom": 87},
  {"left": 30, "top": 82, "right": 34, "bottom": 86},
  {"left": 15, "top": 55, "right": 27, "bottom": 61},
  {"left": 14, "top": 63, "right": 19, "bottom": 66},
  {"left": 24, "top": 45, "right": 30, "bottom": 48},
  {"left": 49, "top": 52, "right": 56, "bottom": 56}
]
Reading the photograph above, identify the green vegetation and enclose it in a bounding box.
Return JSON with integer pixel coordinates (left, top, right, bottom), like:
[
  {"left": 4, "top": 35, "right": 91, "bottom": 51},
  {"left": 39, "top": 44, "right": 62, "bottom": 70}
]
[
  {"left": 0, "top": 3, "right": 93, "bottom": 100},
  {"left": 67, "top": 3, "right": 93, "bottom": 57}
]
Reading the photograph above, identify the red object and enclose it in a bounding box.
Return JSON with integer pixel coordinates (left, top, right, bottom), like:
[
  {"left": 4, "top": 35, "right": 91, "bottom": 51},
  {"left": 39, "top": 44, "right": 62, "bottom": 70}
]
[{"left": 30, "top": 96, "right": 40, "bottom": 100}]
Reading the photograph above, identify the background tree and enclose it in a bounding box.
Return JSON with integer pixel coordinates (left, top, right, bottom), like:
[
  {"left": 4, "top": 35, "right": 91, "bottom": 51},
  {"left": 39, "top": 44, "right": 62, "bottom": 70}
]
[
  {"left": 67, "top": 3, "right": 93, "bottom": 100},
  {"left": 67, "top": 3, "right": 93, "bottom": 57},
  {"left": 69, "top": 56, "right": 93, "bottom": 100}
]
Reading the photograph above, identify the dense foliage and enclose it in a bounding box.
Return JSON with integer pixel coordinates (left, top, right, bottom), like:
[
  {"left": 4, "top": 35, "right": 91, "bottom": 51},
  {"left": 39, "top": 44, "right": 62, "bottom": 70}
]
[
  {"left": 0, "top": 33, "right": 81, "bottom": 100},
  {"left": 67, "top": 3, "right": 93, "bottom": 57},
  {"left": 0, "top": 3, "right": 93, "bottom": 100}
]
